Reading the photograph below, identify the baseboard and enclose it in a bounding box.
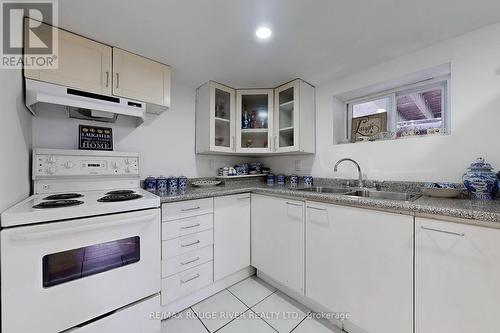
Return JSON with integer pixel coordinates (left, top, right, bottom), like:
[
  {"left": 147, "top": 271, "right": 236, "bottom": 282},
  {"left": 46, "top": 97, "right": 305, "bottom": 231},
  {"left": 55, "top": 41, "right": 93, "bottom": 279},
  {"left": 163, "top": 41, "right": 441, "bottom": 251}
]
[{"left": 160, "top": 266, "right": 255, "bottom": 317}]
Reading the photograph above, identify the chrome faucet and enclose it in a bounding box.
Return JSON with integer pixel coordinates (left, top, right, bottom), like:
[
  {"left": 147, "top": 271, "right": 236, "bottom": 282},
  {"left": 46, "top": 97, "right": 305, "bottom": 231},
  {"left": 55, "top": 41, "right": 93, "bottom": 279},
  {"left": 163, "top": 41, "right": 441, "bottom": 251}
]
[{"left": 334, "top": 158, "right": 364, "bottom": 188}]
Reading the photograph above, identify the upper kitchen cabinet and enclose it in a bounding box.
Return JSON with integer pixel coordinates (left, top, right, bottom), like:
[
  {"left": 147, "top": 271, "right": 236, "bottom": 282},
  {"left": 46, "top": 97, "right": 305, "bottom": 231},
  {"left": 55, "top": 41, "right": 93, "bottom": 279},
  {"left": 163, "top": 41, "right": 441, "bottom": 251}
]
[
  {"left": 112, "top": 48, "right": 171, "bottom": 109},
  {"left": 274, "top": 79, "right": 315, "bottom": 154},
  {"left": 24, "top": 19, "right": 112, "bottom": 95},
  {"left": 236, "top": 89, "right": 274, "bottom": 154},
  {"left": 196, "top": 81, "right": 236, "bottom": 153}
]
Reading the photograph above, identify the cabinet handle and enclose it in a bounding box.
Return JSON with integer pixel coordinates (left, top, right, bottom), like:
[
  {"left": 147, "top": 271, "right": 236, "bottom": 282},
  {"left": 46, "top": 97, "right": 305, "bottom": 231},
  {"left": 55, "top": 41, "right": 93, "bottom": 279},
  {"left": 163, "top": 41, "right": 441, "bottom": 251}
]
[
  {"left": 274, "top": 136, "right": 277, "bottom": 151},
  {"left": 232, "top": 136, "right": 235, "bottom": 149},
  {"left": 286, "top": 202, "right": 302, "bottom": 207},
  {"left": 237, "top": 196, "right": 250, "bottom": 200},
  {"left": 181, "top": 223, "right": 201, "bottom": 230},
  {"left": 105, "top": 71, "right": 109, "bottom": 87},
  {"left": 181, "top": 274, "right": 200, "bottom": 284},
  {"left": 307, "top": 206, "right": 327, "bottom": 211},
  {"left": 115, "top": 73, "right": 119, "bottom": 89},
  {"left": 181, "top": 240, "right": 200, "bottom": 248},
  {"left": 421, "top": 226, "right": 465, "bottom": 237},
  {"left": 180, "top": 256, "right": 200, "bottom": 266},
  {"left": 181, "top": 206, "right": 200, "bottom": 212}
]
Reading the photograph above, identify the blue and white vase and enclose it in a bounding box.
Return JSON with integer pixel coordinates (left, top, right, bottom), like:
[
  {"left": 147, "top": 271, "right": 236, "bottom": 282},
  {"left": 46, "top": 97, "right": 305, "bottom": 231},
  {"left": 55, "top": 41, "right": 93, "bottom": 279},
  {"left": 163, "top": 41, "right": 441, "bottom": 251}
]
[
  {"left": 303, "top": 175, "right": 313, "bottom": 188},
  {"left": 276, "top": 174, "right": 285, "bottom": 186},
  {"left": 463, "top": 157, "right": 498, "bottom": 200},
  {"left": 167, "top": 176, "right": 178, "bottom": 195},
  {"left": 289, "top": 175, "right": 299, "bottom": 188},
  {"left": 266, "top": 174, "right": 275, "bottom": 186},
  {"left": 178, "top": 176, "right": 188, "bottom": 192},
  {"left": 157, "top": 176, "right": 168, "bottom": 194},
  {"left": 144, "top": 176, "right": 157, "bottom": 193}
]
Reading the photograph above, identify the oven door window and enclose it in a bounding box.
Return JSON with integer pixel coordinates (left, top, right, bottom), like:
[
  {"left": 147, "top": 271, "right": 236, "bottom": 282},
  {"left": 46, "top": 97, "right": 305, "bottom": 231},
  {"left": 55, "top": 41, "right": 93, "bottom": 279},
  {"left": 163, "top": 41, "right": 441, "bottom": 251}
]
[{"left": 42, "top": 236, "right": 140, "bottom": 288}]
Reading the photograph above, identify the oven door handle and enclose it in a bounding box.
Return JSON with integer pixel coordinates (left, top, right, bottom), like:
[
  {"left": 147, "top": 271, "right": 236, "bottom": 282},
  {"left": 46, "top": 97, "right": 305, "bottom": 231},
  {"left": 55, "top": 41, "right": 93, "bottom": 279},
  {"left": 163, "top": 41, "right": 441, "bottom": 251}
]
[{"left": 9, "top": 212, "right": 157, "bottom": 242}]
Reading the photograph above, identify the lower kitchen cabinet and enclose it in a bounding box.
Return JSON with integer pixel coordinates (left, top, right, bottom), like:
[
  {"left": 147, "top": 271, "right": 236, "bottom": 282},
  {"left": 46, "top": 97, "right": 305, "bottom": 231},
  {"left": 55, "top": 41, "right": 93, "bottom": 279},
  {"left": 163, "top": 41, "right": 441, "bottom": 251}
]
[
  {"left": 415, "top": 217, "right": 500, "bottom": 333},
  {"left": 213, "top": 194, "right": 251, "bottom": 280},
  {"left": 305, "top": 202, "right": 413, "bottom": 333},
  {"left": 251, "top": 194, "right": 305, "bottom": 295}
]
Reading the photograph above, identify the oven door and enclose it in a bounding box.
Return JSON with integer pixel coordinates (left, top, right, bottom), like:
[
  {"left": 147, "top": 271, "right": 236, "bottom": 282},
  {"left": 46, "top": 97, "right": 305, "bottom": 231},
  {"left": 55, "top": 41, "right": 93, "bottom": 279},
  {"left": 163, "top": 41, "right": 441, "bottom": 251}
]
[{"left": 1, "top": 208, "right": 160, "bottom": 333}]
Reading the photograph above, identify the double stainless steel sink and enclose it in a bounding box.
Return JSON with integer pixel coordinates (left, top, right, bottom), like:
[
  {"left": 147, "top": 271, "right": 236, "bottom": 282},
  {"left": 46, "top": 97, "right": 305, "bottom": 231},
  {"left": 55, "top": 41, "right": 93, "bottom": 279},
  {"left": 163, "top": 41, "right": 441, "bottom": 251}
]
[{"left": 297, "top": 186, "right": 421, "bottom": 202}]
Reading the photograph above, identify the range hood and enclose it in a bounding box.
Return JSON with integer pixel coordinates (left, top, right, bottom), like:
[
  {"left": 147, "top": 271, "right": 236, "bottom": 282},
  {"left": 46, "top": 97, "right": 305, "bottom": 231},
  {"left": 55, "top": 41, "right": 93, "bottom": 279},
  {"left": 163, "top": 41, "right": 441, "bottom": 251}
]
[{"left": 25, "top": 79, "right": 146, "bottom": 124}]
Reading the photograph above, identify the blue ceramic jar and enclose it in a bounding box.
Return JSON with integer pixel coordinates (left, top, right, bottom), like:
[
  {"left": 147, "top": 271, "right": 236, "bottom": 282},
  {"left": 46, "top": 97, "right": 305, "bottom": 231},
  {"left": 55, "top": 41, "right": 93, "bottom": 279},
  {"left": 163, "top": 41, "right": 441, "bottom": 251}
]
[
  {"left": 303, "top": 175, "right": 313, "bottom": 187},
  {"left": 157, "top": 176, "right": 168, "bottom": 194},
  {"left": 266, "top": 174, "right": 275, "bottom": 186},
  {"left": 289, "top": 175, "right": 299, "bottom": 188},
  {"left": 178, "top": 176, "right": 188, "bottom": 192},
  {"left": 276, "top": 174, "right": 285, "bottom": 186},
  {"left": 463, "top": 157, "right": 498, "bottom": 200},
  {"left": 144, "top": 176, "right": 157, "bottom": 193}
]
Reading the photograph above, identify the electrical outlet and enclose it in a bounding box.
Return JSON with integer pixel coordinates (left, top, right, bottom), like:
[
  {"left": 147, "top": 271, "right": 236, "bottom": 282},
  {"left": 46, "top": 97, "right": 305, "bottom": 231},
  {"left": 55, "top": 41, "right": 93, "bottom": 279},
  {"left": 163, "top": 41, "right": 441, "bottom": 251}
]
[{"left": 295, "top": 160, "right": 301, "bottom": 172}]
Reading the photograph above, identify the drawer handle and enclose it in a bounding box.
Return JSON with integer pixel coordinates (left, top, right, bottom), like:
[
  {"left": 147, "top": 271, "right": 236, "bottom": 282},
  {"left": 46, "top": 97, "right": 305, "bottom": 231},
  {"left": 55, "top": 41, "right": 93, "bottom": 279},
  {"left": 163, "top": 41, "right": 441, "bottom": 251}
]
[
  {"left": 181, "top": 240, "right": 200, "bottom": 248},
  {"left": 307, "top": 206, "right": 327, "bottom": 211},
  {"left": 421, "top": 226, "right": 465, "bottom": 237},
  {"left": 286, "top": 202, "right": 302, "bottom": 207},
  {"left": 181, "top": 206, "right": 201, "bottom": 212},
  {"left": 181, "top": 274, "right": 200, "bottom": 284},
  {"left": 181, "top": 223, "right": 201, "bottom": 230},
  {"left": 181, "top": 256, "right": 201, "bottom": 266}
]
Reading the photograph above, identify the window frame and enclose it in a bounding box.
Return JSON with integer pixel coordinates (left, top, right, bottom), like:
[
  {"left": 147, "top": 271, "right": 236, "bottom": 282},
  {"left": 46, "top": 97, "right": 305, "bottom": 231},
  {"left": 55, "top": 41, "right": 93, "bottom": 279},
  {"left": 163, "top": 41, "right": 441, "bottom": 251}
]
[{"left": 344, "top": 76, "right": 450, "bottom": 142}]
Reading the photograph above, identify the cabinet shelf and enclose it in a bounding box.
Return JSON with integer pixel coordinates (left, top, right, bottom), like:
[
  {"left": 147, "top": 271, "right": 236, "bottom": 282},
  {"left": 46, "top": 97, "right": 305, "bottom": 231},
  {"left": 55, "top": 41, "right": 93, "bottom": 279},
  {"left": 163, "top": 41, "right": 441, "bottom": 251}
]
[
  {"left": 215, "top": 117, "right": 231, "bottom": 123},
  {"left": 241, "top": 128, "right": 268, "bottom": 133},
  {"left": 279, "top": 126, "right": 294, "bottom": 132},
  {"left": 279, "top": 100, "right": 294, "bottom": 112}
]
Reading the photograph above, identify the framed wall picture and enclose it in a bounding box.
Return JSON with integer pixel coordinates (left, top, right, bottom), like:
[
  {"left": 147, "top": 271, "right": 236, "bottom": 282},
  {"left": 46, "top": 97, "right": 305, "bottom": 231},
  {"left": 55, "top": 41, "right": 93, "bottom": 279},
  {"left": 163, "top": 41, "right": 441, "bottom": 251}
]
[
  {"left": 79, "top": 125, "right": 113, "bottom": 151},
  {"left": 351, "top": 112, "right": 387, "bottom": 142}
]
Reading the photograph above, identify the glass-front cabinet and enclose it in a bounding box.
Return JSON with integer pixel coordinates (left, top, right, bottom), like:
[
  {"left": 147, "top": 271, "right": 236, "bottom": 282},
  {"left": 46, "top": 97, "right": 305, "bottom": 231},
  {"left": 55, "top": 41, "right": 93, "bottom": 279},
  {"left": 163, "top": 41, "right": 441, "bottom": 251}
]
[
  {"left": 274, "top": 80, "right": 299, "bottom": 153},
  {"left": 195, "top": 79, "right": 315, "bottom": 155},
  {"left": 196, "top": 81, "right": 236, "bottom": 153},
  {"left": 236, "top": 89, "right": 274, "bottom": 153}
]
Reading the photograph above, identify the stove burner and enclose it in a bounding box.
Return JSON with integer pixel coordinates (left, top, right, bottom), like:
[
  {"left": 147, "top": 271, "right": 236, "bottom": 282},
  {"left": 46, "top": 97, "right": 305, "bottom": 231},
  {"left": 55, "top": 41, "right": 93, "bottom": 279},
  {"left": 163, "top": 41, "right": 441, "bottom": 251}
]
[
  {"left": 98, "top": 194, "right": 143, "bottom": 202},
  {"left": 44, "top": 193, "right": 83, "bottom": 200},
  {"left": 105, "top": 190, "right": 136, "bottom": 195},
  {"left": 33, "top": 200, "right": 84, "bottom": 209}
]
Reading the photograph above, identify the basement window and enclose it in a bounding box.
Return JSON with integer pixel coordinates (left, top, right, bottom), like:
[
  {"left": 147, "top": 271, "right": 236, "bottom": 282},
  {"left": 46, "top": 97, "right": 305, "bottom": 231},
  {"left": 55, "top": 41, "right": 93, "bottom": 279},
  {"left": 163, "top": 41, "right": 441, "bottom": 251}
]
[{"left": 345, "top": 78, "right": 449, "bottom": 142}]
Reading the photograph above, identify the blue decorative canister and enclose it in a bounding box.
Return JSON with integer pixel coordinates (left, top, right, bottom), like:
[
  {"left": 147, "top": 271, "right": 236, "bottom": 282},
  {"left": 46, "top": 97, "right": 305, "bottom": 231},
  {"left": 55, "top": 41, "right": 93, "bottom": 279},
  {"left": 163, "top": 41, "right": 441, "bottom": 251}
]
[
  {"left": 144, "top": 176, "right": 157, "bottom": 193},
  {"left": 156, "top": 176, "right": 168, "bottom": 194},
  {"left": 303, "top": 175, "right": 313, "bottom": 187},
  {"left": 463, "top": 157, "right": 498, "bottom": 200},
  {"left": 167, "top": 176, "right": 178, "bottom": 193},
  {"left": 276, "top": 174, "right": 285, "bottom": 186},
  {"left": 266, "top": 174, "right": 275, "bottom": 186},
  {"left": 178, "top": 176, "right": 188, "bottom": 191},
  {"left": 289, "top": 175, "right": 299, "bottom": 188}
]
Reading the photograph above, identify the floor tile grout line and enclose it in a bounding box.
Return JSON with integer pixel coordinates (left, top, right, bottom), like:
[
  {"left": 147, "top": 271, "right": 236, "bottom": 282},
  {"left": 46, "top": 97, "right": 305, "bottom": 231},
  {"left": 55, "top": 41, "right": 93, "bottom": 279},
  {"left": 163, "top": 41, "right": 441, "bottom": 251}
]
[
  {"left": 248, "top": 289, "right": 277, "bottom": 309},
  {"left": 212, "top": 301, "right": 251, "bottom": 333},
  {"left": 226, "top": 287, "right": 253, "bottom": 310},
  {"left": 288, "top": 311, "right": 311, "bottom": 333},
  {"left": 190, "top": 306, "right": 211, "bottom": 333},
  {"left": 247, "top": 307, "right": 280, "bottom": 333}
]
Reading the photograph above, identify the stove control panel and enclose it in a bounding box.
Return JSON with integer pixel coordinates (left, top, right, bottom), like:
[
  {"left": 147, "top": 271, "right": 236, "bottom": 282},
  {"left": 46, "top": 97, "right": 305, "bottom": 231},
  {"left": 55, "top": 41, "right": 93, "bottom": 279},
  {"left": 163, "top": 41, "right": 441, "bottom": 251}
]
[{"left": 33, "top": 149, "right": 140, "bottom": 178}]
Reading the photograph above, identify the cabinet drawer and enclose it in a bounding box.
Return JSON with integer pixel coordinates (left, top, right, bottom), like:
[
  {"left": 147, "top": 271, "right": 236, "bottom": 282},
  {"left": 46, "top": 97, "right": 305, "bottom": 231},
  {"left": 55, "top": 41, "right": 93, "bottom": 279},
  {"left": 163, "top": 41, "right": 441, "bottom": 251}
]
[
  {"left": 162, "top": 198, "right": 213, "bottom": 221},
  {"left": 162, "top": 245, "right": 213, "bottom": 278},
  {"left": 162, "top": 229, "right": 213, "bottom": 260},
  {"left": 161, "top": 261, "right": 213, "bottom": 305},
  {"left": 162, "top": 214, "right": 213, "bottom": 240}
]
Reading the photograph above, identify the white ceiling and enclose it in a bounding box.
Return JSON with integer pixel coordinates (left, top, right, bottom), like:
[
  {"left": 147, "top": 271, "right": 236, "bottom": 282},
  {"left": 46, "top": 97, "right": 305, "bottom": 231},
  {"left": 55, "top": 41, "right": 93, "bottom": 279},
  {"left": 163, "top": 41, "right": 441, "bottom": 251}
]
[{"left": 59, "top": 0, "right": 500, "bottom": 88}]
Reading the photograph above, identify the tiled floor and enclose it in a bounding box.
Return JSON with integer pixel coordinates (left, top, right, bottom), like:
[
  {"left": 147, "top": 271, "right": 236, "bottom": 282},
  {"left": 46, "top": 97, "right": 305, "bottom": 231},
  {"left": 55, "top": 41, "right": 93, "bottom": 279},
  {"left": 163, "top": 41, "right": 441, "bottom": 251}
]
[{"left": 161, "top": 276, "right": 341, "bottom": 333}]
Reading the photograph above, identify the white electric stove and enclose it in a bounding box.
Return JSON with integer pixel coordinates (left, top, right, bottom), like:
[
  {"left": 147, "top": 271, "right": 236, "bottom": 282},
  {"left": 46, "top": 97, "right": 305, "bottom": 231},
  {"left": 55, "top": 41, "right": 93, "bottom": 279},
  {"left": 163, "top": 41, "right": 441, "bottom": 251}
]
[{"left": 1, "top": 149, "right": 161, "bottom": 333}]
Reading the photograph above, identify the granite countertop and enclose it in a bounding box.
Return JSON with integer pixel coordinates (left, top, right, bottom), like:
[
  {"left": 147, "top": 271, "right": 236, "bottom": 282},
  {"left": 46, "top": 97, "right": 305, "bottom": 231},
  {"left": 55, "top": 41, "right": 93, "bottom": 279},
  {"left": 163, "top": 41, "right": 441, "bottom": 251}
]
[{"left": 158, "top": 182, "right": 500, "bottom": 227}]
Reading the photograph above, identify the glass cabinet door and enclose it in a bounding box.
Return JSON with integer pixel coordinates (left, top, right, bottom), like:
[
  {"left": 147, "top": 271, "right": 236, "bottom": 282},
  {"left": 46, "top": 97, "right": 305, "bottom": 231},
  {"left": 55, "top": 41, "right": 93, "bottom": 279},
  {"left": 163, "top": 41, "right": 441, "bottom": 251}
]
[
  {"left": 211, "top": 82, "right": 235, "bottom": 152},
  {"left": 236, "top": 89, "right": 273, "bottom": 152},
  {"left": 274, "top": 81, "right": 299, "bottom": 152}
]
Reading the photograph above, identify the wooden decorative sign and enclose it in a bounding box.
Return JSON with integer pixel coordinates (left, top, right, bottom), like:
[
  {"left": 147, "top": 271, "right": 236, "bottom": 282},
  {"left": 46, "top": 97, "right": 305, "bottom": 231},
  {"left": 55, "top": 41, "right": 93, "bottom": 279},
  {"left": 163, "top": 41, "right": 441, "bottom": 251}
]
[
  {"left": 351, "top": 112, "right": 387, "bottom": 142},
  {"left": 79, "top": 125, "right": 113, "bottom": 151}
]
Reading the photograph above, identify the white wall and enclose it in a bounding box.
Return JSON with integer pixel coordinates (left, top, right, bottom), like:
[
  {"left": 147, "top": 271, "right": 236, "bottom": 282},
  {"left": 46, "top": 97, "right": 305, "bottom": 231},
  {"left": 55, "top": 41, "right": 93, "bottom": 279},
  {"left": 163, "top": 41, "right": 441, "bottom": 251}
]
[
  {"left": 32, "top": 74, "right": 249, "bottom": 179},
  {"left": 0, "top": 70, "right": 32, "bottom": 212},
  {"left": 263, "top": 22, "right": 500, "bottom": 183}
]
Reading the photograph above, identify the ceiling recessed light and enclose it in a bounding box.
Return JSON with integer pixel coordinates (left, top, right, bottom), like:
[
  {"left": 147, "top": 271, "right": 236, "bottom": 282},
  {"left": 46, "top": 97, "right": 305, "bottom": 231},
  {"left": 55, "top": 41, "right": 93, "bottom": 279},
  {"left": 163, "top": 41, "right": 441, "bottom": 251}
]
[{"left": 255, "top": 27, "right": 272, "bottom": 40}]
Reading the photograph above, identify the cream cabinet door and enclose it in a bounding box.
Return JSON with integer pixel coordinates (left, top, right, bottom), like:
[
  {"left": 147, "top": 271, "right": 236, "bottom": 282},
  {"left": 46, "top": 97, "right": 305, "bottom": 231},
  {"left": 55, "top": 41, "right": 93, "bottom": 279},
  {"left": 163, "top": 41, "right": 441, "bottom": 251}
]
[
  {"left": 112, "top": 48, "right": 171, "bottom": 107},
  {"left": 306, "top": 202, "right": 413, "bottom": 333},
  {"left": 416, "top": 218, "right": 500, "bottom": 333},
  {"left": 251, "top": 194, "right": 304, "bottom": 295},
  {"left": 24, "top": 19, "right": 112, "bottom": 95}
]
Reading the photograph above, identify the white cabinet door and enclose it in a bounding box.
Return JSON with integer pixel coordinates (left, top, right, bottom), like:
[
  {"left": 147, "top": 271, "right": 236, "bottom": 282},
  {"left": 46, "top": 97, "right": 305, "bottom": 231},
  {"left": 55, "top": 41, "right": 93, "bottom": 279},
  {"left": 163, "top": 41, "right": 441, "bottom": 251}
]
[
  {"left": 213, "top": 194, "right": 251, "bottom": 280},
  {"left": 236, "top": 89, "right": 274, "bottom": 154},
  {"left": 112, "top": 47, "right": 171, "bottom": 107},
  {"left": 274, "top": 80, "right": 299, "bottom": 153},
  {"left": 251, "top": 194, "right": 304, "bottom": 295},
  {"left": 306, "top": 202, "right": 413, "bottom": 333},
  {"left": 416, "top": 218, "right": 500, "bottom": 333},
  {"left": 24, "top": 19, "right": 112, "bottom": 95}
]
